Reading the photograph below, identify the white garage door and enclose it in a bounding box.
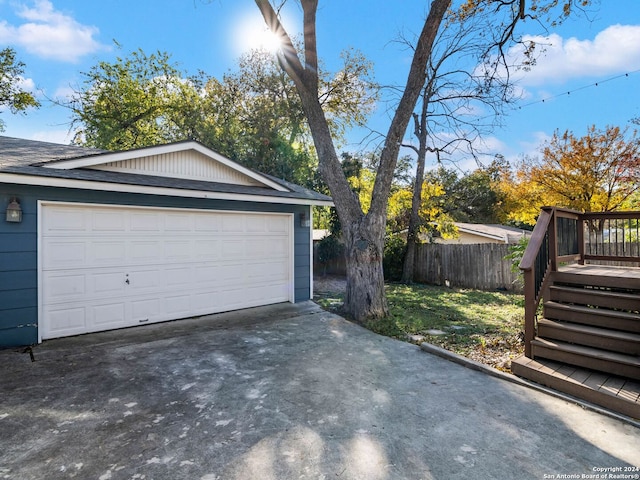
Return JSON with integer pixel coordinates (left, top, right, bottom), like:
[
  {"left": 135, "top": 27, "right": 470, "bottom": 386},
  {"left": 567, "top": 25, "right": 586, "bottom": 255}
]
[{"left": 40, "top": 203, "right": 293, "bottom": 340}]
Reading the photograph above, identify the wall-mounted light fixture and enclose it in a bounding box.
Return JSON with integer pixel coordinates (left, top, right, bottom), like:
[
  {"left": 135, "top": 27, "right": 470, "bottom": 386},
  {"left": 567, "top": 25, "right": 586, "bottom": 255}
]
[
  {"left": 6, "top": 197, "right": 22, "bottom": 223},
  {"left": 299, "top": 212, "right": 311, "bottom": 228}
]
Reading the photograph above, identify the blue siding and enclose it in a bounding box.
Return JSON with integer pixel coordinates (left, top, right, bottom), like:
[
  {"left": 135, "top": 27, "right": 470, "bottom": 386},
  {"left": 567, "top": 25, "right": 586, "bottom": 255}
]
[{"left": 0, "top": 185, "right": 311, "bottom": 347}]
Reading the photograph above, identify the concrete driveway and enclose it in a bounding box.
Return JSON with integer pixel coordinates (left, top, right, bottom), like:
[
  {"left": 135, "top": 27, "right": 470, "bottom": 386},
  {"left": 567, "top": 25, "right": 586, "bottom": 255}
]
[{"left": 1, "top": 301, "right": 638, "bottom": 480}]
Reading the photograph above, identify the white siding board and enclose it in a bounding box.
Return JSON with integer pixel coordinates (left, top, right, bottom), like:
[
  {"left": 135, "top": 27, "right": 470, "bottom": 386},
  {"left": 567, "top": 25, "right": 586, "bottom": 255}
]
[{"left": 89, "top": 150, "right": 263, "bottom": 186}]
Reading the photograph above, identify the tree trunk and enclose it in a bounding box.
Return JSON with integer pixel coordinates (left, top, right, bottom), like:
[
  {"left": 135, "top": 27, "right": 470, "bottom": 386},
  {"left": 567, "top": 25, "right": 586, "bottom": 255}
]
[
  {"left": 342, "top": 214, "right": 388, "bottom": 322},
  {"left": 255, "top": 0, "right": 451, "bottom": 323},
  {"left": 401, "top": 148, "right": 426, "bottom": 284},
  {"left": 401, "top": 95, "right": 430, "bottom": 284},
  {"left": 401, "top": 232, "right": 418, "bottom": 284}
]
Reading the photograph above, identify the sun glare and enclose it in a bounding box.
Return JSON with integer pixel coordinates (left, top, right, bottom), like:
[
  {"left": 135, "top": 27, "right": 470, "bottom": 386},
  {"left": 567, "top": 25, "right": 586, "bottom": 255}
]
[
  {"left": 236, "top": 14, "right": 283, "bottom": 54},
  {"left": 254, "top": 27, "right": 283, "bottom": 53}
]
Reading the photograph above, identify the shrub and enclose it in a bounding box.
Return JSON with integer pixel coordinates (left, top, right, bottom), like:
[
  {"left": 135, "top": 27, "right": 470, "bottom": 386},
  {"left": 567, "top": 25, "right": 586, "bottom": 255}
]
[
  {"left": 383, "top": 234, "right": 406, "bottom": 281},
  {"left": 504, "top": 236, "right": 529, "bottom": 287},
  {"left": 317, "top": 234, "right": 345, "bottom": 275}
]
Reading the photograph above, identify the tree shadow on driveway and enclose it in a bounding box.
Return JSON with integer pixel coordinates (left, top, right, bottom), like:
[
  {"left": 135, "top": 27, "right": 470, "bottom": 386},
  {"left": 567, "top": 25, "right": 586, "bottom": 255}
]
[{"left": 0, "top": 302, "right": 638, "bottom": 479}]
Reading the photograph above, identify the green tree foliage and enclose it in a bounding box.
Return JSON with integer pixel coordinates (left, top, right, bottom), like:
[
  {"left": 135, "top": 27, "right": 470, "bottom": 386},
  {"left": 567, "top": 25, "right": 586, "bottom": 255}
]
[
  {"left": 68, "top": 46, "right": 376, "bottom": 189},
  {"left": 427, "top": 159, "right": 508, "bottom": 225},
  {"left": 69, "top": 49, "right": 199, "bottom": 149},
  {"left": 0, "top": 47, "right": 39, "bottom": 131}
]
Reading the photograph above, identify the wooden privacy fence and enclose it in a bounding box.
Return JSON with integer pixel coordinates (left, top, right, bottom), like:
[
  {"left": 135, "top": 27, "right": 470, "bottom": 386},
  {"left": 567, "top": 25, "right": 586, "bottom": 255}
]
[
  {"left": 314, "top": 241, "right": 521, "bottom": 292},
  {"left": 414, "top": 243, "right": 520, "bottom": 291}
]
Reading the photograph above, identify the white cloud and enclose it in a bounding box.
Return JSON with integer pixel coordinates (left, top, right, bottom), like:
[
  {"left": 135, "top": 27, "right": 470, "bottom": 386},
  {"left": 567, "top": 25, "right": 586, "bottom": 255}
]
[
  {"left": 516, "top": 130, "right": 551, "bottom": 157},
  {"left": 52, "top": 84, "right": 74, "bottom": 101},
  {"left": 0, "top": 0, "right": 107, "bottom": 62},
  {"left": 16, "top": 75, "right": 36, "bottom": 93},
  {"left": 512, "top": 24, "right": 640, "bottom": 86}
]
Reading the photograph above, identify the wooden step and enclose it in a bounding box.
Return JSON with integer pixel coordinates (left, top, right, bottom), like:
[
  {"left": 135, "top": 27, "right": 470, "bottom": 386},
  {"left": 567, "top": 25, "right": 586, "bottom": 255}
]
[
  {"left": 511, "top": 356, "right": 640, "bottom": 419},
  {"left": 544, "top": 301, "right": 640, "bottom": 333},
  {"left": 549, "top": 285, "right": 640, "bottom": 312},
  {"left": 531, "top": 338, "right": 640, "bottom": 380},
  {"left": 537, "top": 318, "right": 640, "bottom": 355},
  {"left": 553, "top": 269, "right": 640, "bottom": 292}
]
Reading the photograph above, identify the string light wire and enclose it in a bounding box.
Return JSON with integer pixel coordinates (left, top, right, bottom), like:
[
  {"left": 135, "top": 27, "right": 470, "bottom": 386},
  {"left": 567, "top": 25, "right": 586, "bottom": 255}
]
[{"left": 517, "top": 68, "right": 640, "bottom": 109}]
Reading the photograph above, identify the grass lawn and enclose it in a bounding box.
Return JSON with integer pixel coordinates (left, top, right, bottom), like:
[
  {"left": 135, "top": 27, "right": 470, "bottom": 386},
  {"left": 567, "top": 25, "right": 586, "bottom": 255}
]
[{"left": 314, "top": 280, "right": 525, "bottom": 372}]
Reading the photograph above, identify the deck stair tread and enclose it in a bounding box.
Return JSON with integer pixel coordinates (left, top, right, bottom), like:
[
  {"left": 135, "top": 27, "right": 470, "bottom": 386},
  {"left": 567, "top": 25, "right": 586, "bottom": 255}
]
[
  {"left": 555, "top": 265, "right": 640, "bottom": 291},
  {"left": 531, "top": 338, "right": 640, "bottom": 367},
  {"left": 549, "top": 284, "right": 640, "bottom": 302},
  {"left": 511, "top": 356, "right": 640, "bottom": 419},
  {"left": 544, "top": 301, "right": 640, "bottom": 323},
  {"left": 537, "top": 318, "right": 640, "bottom": 355},
  {"left": 553, "top": 272, "right": 640, "bottom": 291},
  {"left": 549, "top": 285, "right": 640, "bottom": 311},
  {"left": 538, "top": 318, "right": 640, "bottom": 341}
]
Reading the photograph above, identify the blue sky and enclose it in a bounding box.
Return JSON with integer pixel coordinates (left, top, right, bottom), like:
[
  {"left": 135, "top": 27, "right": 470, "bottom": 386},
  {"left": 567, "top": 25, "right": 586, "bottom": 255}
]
[{"left": 1, "top": 0, "right": 640, "bottom": 171}]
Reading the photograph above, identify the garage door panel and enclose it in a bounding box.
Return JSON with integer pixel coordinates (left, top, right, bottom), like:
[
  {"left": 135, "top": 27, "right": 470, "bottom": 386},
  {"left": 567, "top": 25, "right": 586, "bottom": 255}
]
[
  {"left": 222, "top": 216, "right": 244, "bottom": 232},
  {"left": 131, "top": 298, "right": 160, "bottom": 322},
  {"left": 93, "top": 272, "right": 127, "bottom": 295},
  {"left": 92, "top": 241, "right": 127, "bottom": 265},
  {"left": 41, "top": 205, "right": 293, "bottom": 340},
  {"left": 221, "top": 239, "right": 245, "bottom": 257},
  {"left": 43, "top": 208, "right": 88, "bottom": 233},
  {"left": 44, "top": 273, "right": 86, "bottom": 301},
  {"left": 129, "top": 269, "right": 162, "bottom": 291},
  {"left": 93, "top": 303, "right": 126, "bottom": 327},
  {"left": 166, "top": 267, "right": 193, "bottom": 287},
  {"left": 245, "top": 262, "right": 286, "bottom": 281},
  {"left": 265, "top": 261, "right": 289, "bottom": 279},
  {"left": 92, "top": 210, "right": 126, "bottom": 231},
  {"left": 129, "top": 212, "right": 161, "bottom": 231},
  {"left": 129, "top": 241, "right": 163, "bottom": 262},
  {"left": 193, "top": 239, "right": 219, "bottom": 259},
  {"left": 164, "top": 240, "right": 193, "bottom": 261},
  {"left": 245, "top": 238, "right": 267, "bottom": 257},
  {"left": 218, "top": 288, "right": 247, "bottom": 309},
  {"left": 212, "top": 264, "right": 243, "bottom": 284},
  {"left": 191, "top": 290, "right": 220, "bottom": 311},
  {"left": 246, "top": 215, "right": 266, "bottom": 232},
  {"left": 46, "top": 307, "right": 87, "bottom": 337},
  {"left": 268, "top": 216, "right": 289, "bottom": 233},
  {"left": 264, "top": 238, "right": 288, "bottom": 256},
  {"left": 164, "top": 212, "right": 192, "bottom": 231},
  {"left": 194, "top": 214, "right": 220, "bottom": 232},
  {"left": 44, "top": 242, "right": 86, "bottom": 269},
  {"left": 164, "top": 295, "right": 192, "bottom": 315}
]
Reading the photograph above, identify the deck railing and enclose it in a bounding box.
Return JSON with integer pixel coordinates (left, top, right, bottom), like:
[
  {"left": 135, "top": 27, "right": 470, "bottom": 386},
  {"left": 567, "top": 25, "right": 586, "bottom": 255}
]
[{"left": 519, "top": 207, "right": 640, "bottom": 357}]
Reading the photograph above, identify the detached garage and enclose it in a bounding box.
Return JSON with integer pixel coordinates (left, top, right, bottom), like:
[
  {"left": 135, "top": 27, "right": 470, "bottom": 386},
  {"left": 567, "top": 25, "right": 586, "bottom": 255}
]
[{"left": 0, "top": 137, "right": 332, "bottom": 347}]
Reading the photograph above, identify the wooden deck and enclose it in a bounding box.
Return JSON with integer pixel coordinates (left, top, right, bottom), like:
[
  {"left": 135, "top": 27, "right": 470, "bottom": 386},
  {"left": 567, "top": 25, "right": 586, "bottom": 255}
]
[
  {"left": 559, "top": 263, "right": 640, "bottom": 280},
  {"left": 515, "top": 263, "right": 640, "bottom": 419},
  {"left": 512, "top": 356, "right": 640, "bottom": 419},
  {"left": 555, "top": 264, "right": 640, "bottom": 291}
]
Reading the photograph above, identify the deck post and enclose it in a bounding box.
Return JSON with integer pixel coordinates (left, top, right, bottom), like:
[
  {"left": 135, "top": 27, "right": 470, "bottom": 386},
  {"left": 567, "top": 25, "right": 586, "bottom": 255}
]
[
  {"left": 548, "top": 208, "right": 558, "bottom": 272},
  {"left": 523, "top": 270, "right": 535, "bottom": 358},
  {"left": 577, "top": 215, "right": 585, "bottom": 264}
]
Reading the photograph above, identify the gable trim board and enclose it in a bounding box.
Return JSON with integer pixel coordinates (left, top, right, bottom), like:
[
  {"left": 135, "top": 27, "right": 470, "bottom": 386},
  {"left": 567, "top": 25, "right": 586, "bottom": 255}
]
[
  {"left": 0, "top": 137, "right": 332, "bottom": 347},
  {"left": 42, "top": 141, "right": 289, "bottom": 192}
]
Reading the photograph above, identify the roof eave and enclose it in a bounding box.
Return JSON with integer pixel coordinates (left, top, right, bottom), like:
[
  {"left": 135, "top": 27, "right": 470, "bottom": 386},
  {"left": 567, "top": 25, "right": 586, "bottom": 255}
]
[{"left": 0, "top": 171, "right": 334, "bottom": 207}]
